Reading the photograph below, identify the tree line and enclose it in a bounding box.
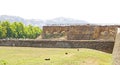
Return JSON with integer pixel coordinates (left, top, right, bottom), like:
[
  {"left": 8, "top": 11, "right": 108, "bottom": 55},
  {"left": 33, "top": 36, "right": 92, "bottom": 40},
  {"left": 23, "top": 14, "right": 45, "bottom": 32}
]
[{"left": 0, "top": 21, "right": 42, "bottom": 39}]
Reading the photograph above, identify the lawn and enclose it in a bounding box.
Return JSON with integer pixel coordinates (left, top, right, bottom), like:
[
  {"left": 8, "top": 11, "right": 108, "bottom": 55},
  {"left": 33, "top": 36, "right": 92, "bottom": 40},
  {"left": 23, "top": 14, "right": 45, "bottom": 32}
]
[{"left": 0, "top": 47, "right": 112, "bottom": 65}]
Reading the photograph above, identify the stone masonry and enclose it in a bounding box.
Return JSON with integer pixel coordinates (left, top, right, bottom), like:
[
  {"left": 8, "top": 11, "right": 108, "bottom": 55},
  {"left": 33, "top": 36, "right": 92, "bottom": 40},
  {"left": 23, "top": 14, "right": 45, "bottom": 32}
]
[
  {"left": 42, "top": 25, "right": 120, "bottom": 40},
  {"left": 113, "top": 28, "right": 120, "bottom": 65}
]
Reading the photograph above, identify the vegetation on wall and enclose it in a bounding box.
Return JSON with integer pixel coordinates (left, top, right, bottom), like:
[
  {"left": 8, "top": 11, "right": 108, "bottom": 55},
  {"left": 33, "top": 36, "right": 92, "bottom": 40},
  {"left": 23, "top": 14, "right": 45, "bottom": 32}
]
[{"left": 0, "top": 21, "right": 42, "bottom": 39}]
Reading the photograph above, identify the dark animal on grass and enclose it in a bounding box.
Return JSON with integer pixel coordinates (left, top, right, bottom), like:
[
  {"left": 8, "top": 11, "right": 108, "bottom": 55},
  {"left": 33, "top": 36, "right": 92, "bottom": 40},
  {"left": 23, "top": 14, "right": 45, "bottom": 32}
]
[
  {"left": 44, "top": 58, "right": 50, "bottom": 61},
  {"left": 65, "top": 52, "right": 68, "bottom": 55},
  {"left": 77, "top": 48, "right": 79, "bottom": 51}
]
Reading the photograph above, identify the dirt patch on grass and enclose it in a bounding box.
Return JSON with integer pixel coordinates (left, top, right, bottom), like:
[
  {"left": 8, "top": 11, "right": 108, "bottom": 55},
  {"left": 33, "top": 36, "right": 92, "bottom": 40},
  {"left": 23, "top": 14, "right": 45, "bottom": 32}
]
[{"left": 80, "top": 58, "right": 99, "bottom": 65}]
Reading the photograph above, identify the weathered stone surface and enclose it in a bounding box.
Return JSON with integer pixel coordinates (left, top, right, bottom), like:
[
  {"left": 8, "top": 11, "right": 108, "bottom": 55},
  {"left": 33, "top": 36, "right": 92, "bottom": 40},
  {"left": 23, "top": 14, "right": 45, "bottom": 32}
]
[
  {"left": 42, "top": 26, "right": 69, "bottom": 39},
  {"left": 113, "top": 28, "right": 120, "bottom": 65},
  {"left": 0, "top": 40, "right": 114, "bottom": 53},
  {"left": 42, "top": 25, "right": 119, "bottom": 40}
]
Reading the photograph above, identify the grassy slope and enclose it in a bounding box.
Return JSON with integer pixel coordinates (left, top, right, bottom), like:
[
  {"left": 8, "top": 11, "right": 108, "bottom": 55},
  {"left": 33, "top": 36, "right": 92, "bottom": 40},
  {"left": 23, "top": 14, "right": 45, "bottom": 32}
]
[{"left": 0, "top": 47, "right": 112, "bottom": 65}]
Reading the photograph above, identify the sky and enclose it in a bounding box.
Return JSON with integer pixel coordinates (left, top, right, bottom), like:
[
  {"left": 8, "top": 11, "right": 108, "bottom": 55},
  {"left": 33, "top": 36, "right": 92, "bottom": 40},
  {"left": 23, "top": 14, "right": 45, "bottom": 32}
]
[{"left": 0, "top": 0, "right": 120, "bottom": 24}]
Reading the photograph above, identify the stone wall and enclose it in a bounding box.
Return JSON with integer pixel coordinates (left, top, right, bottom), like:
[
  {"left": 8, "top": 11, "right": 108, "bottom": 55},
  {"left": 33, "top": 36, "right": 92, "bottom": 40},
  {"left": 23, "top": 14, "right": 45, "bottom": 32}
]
[
  {"left": 0, "top": 40, "right": 114, "bottom": 53},
  {"left": 68, "top": 25, "right": 117, "bottom": 40},
  {"left": 67, "top": 25, "right": 94, "bottom": 40},
  {"left": 113, "top": 28, "right": 120, "bottom": 65},
  {"left": 42, "top": 26, "right": 69, "bottom": 39},
  {"left": 42, "top": 25, "right": 120, "bottom": 40}
]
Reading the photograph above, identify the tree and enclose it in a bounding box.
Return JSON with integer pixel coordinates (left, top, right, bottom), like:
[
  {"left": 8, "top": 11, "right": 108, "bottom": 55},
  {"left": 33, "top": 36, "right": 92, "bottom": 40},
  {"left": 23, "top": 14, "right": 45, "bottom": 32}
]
[{"left": 0, "top": 21, "right": 42, "bottom": 39}]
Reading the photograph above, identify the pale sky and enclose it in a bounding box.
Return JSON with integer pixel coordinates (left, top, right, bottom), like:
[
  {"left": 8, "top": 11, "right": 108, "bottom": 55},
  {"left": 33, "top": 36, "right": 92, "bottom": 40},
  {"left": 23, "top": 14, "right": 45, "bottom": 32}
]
[{"left": 0, "top": 0, "right": 120, "bottom": 24}]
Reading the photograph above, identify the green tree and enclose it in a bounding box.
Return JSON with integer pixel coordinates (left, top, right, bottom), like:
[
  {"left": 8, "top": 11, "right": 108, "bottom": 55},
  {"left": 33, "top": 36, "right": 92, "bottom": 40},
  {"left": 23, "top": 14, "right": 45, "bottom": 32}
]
[{"left": 0, "top": 21, "right": 42, "bottom": 39}]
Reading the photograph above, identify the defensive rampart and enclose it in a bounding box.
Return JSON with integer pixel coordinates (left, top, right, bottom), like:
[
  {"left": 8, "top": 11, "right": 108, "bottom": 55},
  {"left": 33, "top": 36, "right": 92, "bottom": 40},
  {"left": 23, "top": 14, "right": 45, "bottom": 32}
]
[
  {"left": 42, "top": 25, "right": 120, "bottom": 40},
  {"left": 0, "top": 40, "right": 114, "bottom": 53}
]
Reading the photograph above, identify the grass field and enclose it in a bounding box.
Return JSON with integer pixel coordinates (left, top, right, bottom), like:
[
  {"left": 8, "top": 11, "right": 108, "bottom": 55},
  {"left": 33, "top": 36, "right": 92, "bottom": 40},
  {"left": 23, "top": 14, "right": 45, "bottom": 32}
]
[{"left": 0, "top": 47, "right": 112, "bottom": 65}]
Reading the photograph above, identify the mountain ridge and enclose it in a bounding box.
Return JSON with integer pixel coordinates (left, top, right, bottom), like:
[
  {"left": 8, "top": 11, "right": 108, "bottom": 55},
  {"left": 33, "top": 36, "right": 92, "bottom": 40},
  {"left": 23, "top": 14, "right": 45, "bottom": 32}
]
[{"left": 0, "top": 15, "right": 88, "bottom": 28}]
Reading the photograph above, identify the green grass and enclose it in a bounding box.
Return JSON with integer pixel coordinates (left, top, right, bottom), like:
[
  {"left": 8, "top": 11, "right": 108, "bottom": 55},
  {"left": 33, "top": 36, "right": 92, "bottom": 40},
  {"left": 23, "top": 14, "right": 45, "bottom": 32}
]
[{"left": 0, "top": 47, "right": 112, "bottom": 65}]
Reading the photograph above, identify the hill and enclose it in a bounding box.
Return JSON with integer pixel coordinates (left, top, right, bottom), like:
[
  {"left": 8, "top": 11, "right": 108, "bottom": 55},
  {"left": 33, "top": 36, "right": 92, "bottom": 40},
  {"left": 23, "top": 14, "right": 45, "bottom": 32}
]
[{"left": 0, "top": 15, "right": 88, "bottom": 28}]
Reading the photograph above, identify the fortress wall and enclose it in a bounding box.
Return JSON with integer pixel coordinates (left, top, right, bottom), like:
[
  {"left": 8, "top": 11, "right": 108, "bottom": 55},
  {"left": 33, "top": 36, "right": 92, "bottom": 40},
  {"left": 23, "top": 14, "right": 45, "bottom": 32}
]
[
  {"left": 42, "top": 25, "right": 120, "bottom": 40},
  {"left": 0, "top": 40, "right": 114, "bottom": 53},
  {"left": 67, "top": 25, "right": 94, "bottom": 40},
  {"left": 113, "top": 28, "right": 120, "bottom": 65},
  {"left": 42, "top": 26, "right": 69, "bottom": 39},
  {"left": 68, "top": 25, "right": 117, "bottom": 40}
]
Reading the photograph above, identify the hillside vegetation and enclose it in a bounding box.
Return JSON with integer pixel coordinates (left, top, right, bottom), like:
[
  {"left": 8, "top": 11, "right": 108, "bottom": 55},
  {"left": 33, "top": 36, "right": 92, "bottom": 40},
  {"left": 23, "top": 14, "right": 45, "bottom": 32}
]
[
  {"left": 0, "top": 21, "right": 42, "bottom": 39},
  {"left": 0, "top": 47, "right": 112, "bottom": 65}
]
